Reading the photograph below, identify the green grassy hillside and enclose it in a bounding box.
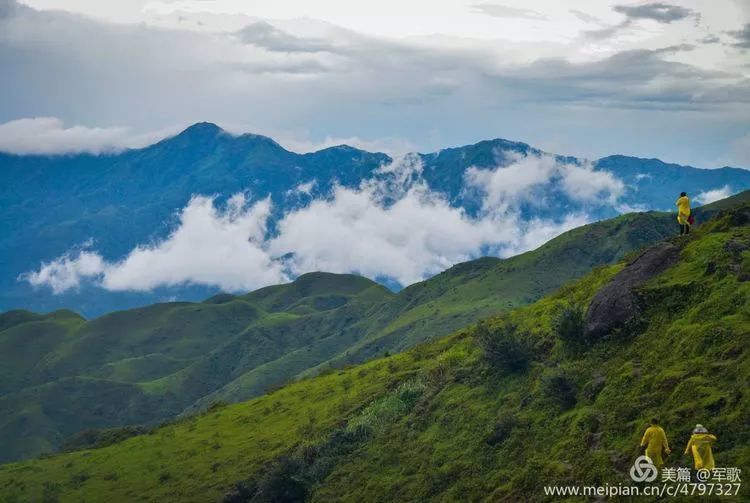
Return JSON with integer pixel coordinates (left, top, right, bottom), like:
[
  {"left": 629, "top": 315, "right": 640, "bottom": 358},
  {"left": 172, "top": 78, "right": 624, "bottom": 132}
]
[
  {"left": 318, "top": 211, "right": 676, "bottom": 368},
  {"left": 1, "top": 202, "right": 748, "bottom": 502},
  {"left": 2, "top": 195, "right": 740, "bottom": 464},
  {"left": 0, "top": 274, "right": 394, "bottom": 463}
]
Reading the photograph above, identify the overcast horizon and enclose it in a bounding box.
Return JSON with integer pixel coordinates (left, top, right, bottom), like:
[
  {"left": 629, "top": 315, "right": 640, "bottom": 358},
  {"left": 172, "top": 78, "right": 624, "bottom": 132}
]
[{"left": 0, "top": 0, "right": 749, "bottom": 167}]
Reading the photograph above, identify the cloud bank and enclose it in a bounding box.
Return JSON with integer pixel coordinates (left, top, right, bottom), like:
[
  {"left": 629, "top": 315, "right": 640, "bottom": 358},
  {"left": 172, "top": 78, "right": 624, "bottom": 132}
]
[
  {"left": 22, "top": 154, "right": 618, "bottom": 293},
  {"left": 0, "top": 117, "right": 174, "bottom": 155}
]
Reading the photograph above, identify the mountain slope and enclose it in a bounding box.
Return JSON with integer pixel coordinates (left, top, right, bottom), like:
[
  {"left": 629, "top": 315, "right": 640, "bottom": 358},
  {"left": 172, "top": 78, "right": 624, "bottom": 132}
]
[
  {"left": 318, "top": 210, "right": 677, "bottom": 368},
  {"left": 0, "top": 194, "right": 746, "bottom": 464},
  {"left": 2, "top": 201, "right": 748, "bottom": 502},
  {"left": 0, "top": 273, "right": 394, "bottom": 463}
]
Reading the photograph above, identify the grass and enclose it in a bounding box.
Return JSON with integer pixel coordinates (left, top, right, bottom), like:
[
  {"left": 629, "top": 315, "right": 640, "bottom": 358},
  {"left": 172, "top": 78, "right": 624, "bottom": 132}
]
[{"left": 2, "top": 205, "right": 748, "bottom": 501}]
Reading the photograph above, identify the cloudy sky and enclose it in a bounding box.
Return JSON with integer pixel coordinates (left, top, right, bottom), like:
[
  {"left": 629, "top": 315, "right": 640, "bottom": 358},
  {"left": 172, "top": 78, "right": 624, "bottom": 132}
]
[{"left": 0, "top": 0, "right": 749, "bottom": 166}]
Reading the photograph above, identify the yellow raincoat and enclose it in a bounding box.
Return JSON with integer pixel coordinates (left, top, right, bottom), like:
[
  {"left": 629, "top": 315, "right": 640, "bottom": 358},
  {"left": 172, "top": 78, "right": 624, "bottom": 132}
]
[
  {"left": 684, "top": 433, "right": 717, "bottom": 470},
  {"left": 676, "top": 196, "right": 691, "bottom": 225},
  {"left": 641, "top": 425, "right": 670, "bottom": 468}
]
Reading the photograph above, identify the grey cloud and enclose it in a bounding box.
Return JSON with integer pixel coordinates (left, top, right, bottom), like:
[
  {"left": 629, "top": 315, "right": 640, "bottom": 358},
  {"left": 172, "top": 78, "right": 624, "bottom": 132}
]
[
  {"left": 698, "top": 34, "right": 721, "bottom": 44},
  {"left": 586, "top": 2, "right": 698, "bottom": 40},
  {"left": 727, "top": 23, "right": 750, "bottom": 48},
  {"left": 613, "top": 2, "right": 695, "bottom": 23},
  {"left": 236, "top": 21, "right": 335, "bottom": 53},
  {"left": 471, "top": 3, "right": 546, "bottom": 20},
  {"left": 488, "top": 46, "right": 750, "bottom": 110},
  {"left": 233, "top": 59, "right": 332, "bottom": 75}
]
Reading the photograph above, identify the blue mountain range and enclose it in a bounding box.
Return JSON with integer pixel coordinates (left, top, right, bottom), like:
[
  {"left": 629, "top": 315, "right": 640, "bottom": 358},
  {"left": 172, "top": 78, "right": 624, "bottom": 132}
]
[{"left": 1, "top": 122, "right": 748, "bottom": 316}]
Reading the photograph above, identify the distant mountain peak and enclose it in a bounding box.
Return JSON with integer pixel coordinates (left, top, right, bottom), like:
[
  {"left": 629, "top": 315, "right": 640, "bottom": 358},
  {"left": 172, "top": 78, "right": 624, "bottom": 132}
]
[{"left": 177, "top": 122, "right": 225, "bottom": 138}]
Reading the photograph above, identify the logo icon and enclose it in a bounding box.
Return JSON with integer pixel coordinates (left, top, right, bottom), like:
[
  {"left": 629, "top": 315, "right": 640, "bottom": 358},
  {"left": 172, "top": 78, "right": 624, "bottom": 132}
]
[
  {"left": 630, "top": 455, "right": 658, "bottom": 482},
  {"left": 695, "top": 468, "right": 711, "bottom": 482}
]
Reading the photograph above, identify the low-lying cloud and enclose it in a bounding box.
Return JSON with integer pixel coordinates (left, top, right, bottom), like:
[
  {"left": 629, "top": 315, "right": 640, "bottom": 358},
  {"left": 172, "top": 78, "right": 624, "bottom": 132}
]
[
  {"left": 465, "top": 154, "right": 624, "bottom": 213},
  {"left": 0, "top": 117, "right": 176, "bottom": 155},
  {"left": 22, "top": 154, "right": 625, "bottom": 294},
  {"left": 694, "top": 185, "right": 735, "bottom": 205},
  {"left": 22, "top": 195, "right": 288, "bottom": 292}
]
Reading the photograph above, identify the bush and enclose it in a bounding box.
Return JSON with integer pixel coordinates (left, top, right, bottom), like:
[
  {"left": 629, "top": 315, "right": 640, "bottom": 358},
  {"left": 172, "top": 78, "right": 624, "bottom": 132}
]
[
  {"left": 252, "top": 457, "right": 307, "bottom": 503},
  {"left": 474, "top": 320, "right": 532, "bottom": 374},
  {"left": 553, "top": 305, "right": 585, "bottom": 350},
  {"left": 539, "top": 369, "right": 577, "bottom": 410},
  {"left": 484, "top": 414, "right": 517, "bottom": 446}
]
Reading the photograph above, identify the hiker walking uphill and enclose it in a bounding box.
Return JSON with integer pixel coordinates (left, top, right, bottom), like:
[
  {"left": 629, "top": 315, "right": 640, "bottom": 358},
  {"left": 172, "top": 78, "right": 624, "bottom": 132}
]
[
  {"left": 685, "top": 424, "right": 717, "bottom": 471},
  {"left": 676, "top": 192, "right": 692, "bottom": 235},
  {"left": 640, "top": 418, "right": 671, "bottom": 469}
]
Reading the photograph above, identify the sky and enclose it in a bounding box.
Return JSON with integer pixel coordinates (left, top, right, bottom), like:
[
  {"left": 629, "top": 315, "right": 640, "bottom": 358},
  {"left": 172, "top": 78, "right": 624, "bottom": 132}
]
[{"left": 0, "top": 0, "right": 749, "bottom": 167}]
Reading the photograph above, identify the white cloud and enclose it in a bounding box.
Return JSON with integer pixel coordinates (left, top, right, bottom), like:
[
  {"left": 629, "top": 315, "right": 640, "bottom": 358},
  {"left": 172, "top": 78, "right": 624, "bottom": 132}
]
[
  {"left": 694, "top": 185, "right": 734, "bottom": 204},
  {"left": 22, "top": 194, "right": 288, "bottom": 293},
  {"left": 560, "top": 161, "right": 625, "bottom": 204},
  {"left": 271, "top": 183, "right": 494, "bottom": 285},
  {"left": 22, "top": 155, "right": 615, "bottom": 293},
  {"left": 101, "top": 194, "right": 286, "bottom": 291},
  {"left": 465, "top": 153, "right": 624, "bottom": 213},
  {"left": 0, "top": 117, "right": 176, "bottom": 155},
  {"left": 20, "top": 248, "right": 105, "bottom": 294}
]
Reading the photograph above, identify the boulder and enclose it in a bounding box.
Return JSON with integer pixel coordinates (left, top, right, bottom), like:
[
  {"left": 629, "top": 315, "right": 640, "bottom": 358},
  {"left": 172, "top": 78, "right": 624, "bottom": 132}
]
[{"left": 583, "top": 242, "right": 680, "bottom": 341}]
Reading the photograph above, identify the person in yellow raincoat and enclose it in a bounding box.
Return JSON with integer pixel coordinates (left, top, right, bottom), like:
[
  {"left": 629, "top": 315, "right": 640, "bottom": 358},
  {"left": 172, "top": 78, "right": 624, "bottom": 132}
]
[
  {"left": 684, "top": 424, "right": 717, "bottom": 470},
  {"left": 640, "top": 418, "right": 671, "bottom": 469},
  {"left": 676, "top": 192, "right": 691, "bottom": 235}
]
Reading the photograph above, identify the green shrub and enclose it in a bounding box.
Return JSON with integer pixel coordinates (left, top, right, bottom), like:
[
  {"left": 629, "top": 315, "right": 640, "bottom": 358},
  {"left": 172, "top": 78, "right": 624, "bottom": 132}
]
[
  {"left": 252, "top": 457, "right": 307, "bottom": 503},
  {"left": 553, "top": 305, "right": 585, "bottom": 351},
  {"left": 484, "top": 414, "right": 517, "bottom": 446},
  {"left": 540, "top": 369, "right": 577, "bottom": 410},
  {"left": 474, "top": 320, "right": 532, "bottom": 373}
]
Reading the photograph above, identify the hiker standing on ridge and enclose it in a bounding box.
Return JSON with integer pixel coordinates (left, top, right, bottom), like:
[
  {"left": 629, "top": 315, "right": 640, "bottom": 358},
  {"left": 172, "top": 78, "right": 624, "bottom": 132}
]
[
  {"left": 676, "top": 192, "right": 692, "bottom": 235},
  {"left": 640, "top": 418, "right": 671, "bottom": 469},
  {"left": 684, "top": 424, "right": 717, "bottom": 471}
]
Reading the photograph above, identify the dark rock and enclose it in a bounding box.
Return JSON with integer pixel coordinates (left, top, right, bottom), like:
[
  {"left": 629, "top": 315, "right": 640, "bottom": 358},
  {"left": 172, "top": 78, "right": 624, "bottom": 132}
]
[
  {"left": 725, "top": 238, "right": 749, "bottom": 256},
  {"left": 584, "top": 242, "right": 680, "bottom": 341},
  {"left": 729, "top": 207, "right": 750, "bottom": 227},
  {"left": 704, "top": 261, "right": 717, "bottom": 275}
]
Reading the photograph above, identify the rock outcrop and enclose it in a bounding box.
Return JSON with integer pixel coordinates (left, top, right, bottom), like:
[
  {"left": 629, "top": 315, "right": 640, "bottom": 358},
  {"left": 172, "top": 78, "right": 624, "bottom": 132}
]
[{"left": 584, "top": 242, "right": 680, "bottom": 341}]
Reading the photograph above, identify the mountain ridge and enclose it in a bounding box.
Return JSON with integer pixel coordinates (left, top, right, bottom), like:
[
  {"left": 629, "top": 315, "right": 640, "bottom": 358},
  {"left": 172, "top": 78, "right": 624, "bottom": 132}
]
[{"left": 2, "top": 123, "right": 750, "bottom": 318}]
